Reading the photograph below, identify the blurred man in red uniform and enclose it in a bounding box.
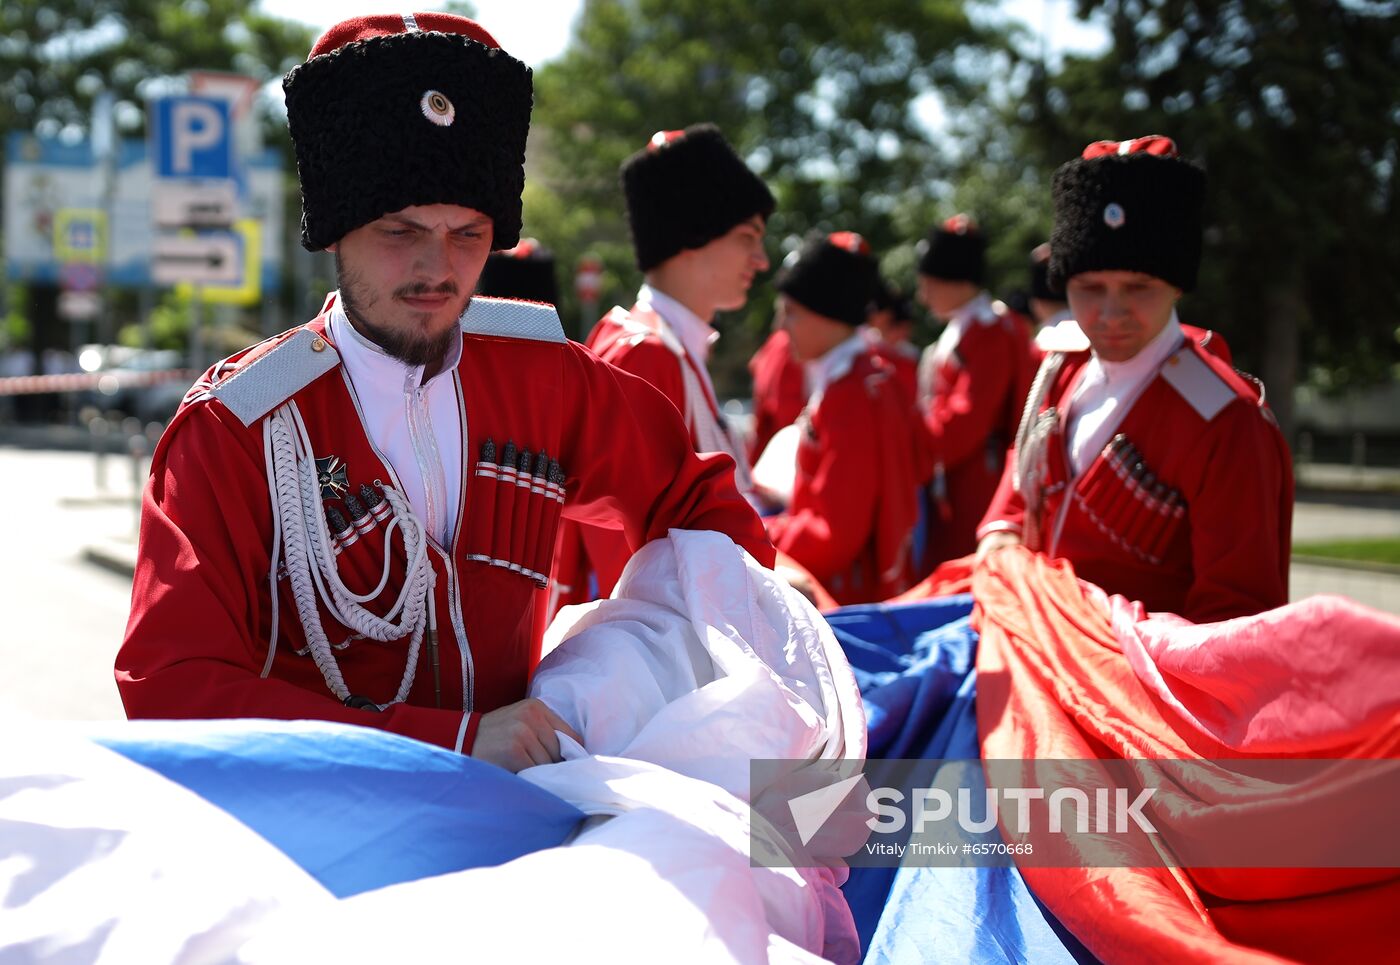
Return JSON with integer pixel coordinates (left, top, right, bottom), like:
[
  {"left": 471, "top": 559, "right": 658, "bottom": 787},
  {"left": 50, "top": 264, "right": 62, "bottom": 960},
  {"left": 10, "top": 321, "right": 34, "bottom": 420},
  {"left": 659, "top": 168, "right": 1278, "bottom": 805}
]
[
  {"left": 115, "top": 14, "right": 773, "bottom": 773},
  {"left": 1026, "top": 242, "right": 1071, "bottom": 335},
  {"left": 748, "top": 328, "right": 807, "bottom": 465},
  {"left": 551, "top": 124, "right": 774, "bottom": 611},
  {"left": 977, "top": 136, "right": 1292, "bottom": 622},
  {"left": 764, "top": 232, "right": 922, "bottom": 605},
  {"left": 915, "top": 215, "right": 1037, "bottom": 567}
]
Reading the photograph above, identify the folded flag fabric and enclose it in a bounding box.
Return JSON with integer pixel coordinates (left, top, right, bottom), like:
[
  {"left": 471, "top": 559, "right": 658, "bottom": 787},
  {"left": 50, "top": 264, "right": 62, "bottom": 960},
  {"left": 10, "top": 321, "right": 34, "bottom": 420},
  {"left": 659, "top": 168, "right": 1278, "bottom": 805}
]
[
  {"left": 827, "top": 598, "right": 1093, "bottom": 963},
  {"left": 90, "top": 718, "right": 585, "bottom": 898},
  {"left": 975, "top": 547, "right": 1400, "bottom": 964}
]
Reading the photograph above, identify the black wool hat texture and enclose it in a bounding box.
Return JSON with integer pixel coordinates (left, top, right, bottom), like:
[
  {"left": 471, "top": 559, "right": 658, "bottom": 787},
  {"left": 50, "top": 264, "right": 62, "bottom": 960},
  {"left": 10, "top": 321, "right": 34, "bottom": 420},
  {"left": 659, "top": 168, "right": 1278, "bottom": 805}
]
[
  {"left": 1049, "top": 136, "right": 1205, "bottom": 292},
  {"left": 621, "top": 124, "right": 775, "bottom": 272},
  {"left": 283, "top": 13, "right": 533, "bottom": 252},
  {"left": 776, "top": 232, "right": 879, "bottom": 327},
  {"left": 917, "top": 214, "right": 985, "bottom": 283},
  {"left": 476, "top": 239, "right": 560, "bottom": 305},
  {"left": 1029, "top": 242, "right": 1062, "bottom": 301}
]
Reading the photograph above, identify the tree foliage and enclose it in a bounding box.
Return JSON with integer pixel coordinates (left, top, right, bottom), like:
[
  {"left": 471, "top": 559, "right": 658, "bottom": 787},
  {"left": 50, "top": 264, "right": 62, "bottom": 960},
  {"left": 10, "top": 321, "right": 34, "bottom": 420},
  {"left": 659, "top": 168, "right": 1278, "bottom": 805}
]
[
  {"left": 526, "top": 0, "right": 1004, "bottom": 385},
  {"left": 0, "top": 0, "right": 313, "bottom": 144},
  {"left": 1007, "top": 0, "right": 1400, "bottom": 433}
]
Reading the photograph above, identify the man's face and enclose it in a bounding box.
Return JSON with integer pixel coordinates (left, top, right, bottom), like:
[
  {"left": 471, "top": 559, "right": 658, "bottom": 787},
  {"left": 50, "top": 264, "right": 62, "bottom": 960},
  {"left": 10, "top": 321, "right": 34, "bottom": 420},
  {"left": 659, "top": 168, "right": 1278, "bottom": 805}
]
[
  {"left": 330, "top": 204, "right": 494, "bottom": 367},
  {"left": 1065, "top": 270, "right": 1180, "bottom": 363},
  {"left": 917, "top": 275, "right": 977, "bottom": 320},
  {"left": 682, "top": 215, "right": 770, "bottom": 312},
  {"left": 777, "top": 295, "right": 830, "bottom": 363}
]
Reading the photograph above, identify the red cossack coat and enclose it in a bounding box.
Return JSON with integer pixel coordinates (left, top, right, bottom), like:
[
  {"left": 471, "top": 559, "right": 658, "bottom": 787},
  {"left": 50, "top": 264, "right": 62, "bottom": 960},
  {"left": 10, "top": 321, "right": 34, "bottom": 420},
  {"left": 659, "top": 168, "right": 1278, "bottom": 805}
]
[
  {"left": 977, "top": 327, "right": 1292, "bottom": 622},
  {"left": 116, "top": 301, "right": 772, "bottom": 754},
  {"left": 765, "top": 348, "right": 921, "bottom": 605},
  {"left": 917, "top": 303, "right": 1037, "bottom": 568},
  {"left": 550, "top": 304, "right": 743, "bottom": 609},
  {"left": 748, "top": 328, "right": 807, "bottom": 465}
]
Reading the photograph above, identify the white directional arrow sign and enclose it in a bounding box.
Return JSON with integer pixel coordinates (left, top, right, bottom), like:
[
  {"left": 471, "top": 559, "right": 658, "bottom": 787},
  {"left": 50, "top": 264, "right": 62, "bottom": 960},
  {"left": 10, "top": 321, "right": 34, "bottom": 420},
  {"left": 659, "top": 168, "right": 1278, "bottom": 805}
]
[
  {"left": 152, "top": 233, "right": 241, "bottom": 285},
  {"left": 152, "top": 181, "right": 238, "bottom": 229}
]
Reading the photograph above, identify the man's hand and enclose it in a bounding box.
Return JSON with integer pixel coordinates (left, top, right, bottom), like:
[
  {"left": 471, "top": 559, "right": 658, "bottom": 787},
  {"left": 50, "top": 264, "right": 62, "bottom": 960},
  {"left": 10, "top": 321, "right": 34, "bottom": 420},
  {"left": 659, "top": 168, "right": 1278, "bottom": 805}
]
[
  {"left": 470, "top": 698, "right": 583, "bottom": 773},
  {"left": 976, "top": 530, "right": 1021, "bottom": 565}
]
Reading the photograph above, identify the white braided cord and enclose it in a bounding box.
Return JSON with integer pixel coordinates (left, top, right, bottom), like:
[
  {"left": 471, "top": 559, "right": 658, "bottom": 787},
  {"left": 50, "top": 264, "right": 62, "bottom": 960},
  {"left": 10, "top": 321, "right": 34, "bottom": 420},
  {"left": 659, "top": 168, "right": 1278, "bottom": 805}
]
[{"left": 261, "top": 401, "right": 433, "bottom": 706}]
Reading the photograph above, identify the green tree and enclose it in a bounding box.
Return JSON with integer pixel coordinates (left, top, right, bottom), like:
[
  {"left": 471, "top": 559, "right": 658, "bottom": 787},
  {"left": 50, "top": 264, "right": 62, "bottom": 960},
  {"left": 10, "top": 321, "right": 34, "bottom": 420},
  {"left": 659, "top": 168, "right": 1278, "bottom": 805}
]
[
  {"left": 1011, "top": 0, "right": 1400, "bottom": 440},
  {"left": 0, "top": 0, "right": 312, "bottom": 144},
  {"left": 526, "top": 0, "right": 1003, "bottom": 391}
]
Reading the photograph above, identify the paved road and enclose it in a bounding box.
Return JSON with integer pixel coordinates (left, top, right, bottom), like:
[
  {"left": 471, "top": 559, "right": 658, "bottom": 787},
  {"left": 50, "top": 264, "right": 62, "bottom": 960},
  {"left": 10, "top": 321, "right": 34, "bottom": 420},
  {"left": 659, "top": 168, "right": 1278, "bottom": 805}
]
[
  {"left": 3, "top": 446, "right": 140, "bottom": 720},
  {"left": 3, "top": 445, "right": 1397, "bottom": 720}
]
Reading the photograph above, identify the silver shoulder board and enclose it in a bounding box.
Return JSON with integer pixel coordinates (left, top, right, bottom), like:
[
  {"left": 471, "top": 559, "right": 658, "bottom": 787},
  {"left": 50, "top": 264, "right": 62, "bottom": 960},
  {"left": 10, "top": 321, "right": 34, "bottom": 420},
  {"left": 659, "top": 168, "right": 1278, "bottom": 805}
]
[
  {"left": 208, "top": 328, "right": 341, "bottom": 427},
  {"left": 1160, "top": 347, "right": 1236, "bottom": 422},
  {"left": 461, "top": 297, "right": 567, "bottom": 344}
]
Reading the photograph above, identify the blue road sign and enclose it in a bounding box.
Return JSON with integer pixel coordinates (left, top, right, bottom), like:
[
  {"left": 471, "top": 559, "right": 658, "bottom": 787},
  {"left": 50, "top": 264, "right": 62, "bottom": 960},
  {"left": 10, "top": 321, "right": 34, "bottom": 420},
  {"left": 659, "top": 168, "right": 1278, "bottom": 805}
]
[{"left": 153, "top": 96, "right": 234, "bottom": 180}]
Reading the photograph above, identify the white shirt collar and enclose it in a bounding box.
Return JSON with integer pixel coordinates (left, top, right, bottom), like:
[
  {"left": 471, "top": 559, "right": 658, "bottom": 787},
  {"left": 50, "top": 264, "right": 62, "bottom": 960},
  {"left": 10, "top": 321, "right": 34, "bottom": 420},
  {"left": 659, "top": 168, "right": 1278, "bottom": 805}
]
[
  {"left": 945, "top": 290, "right": 993, "bottom": 333},
  {"left": 1091, "top": 310, "right": 1184, "bottom": 387},
  {"left": 1039, "top": 307, "right": 1074, "bottom": 331},
  {"left": 804, "top": 330, "right": 868, "bottom": 401},
  {"left": 326, "top": 293, "right": 463, "bottom": 391},
  {"left": 637, "top": 283, "right": 719, "bottom": 365}
]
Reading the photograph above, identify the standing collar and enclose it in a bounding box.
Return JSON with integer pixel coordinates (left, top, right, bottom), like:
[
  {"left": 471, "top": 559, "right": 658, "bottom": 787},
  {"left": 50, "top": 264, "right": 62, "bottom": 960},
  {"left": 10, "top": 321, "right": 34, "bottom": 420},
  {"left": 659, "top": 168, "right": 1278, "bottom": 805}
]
[
  {"left": 637, "top": 283, "right": 719, "bottom": 364},
  {"left": 325, "top": 292, "right": 463, "bottom": 390},
  {"left": 804, "top": 330, "right": 868, "bottom": 400},
  {"left": 946, "top": 290, "right": 993, "bottom": 331},
  {"left": 1094, "top": 310, "right": 1184, "bottom": 385}
]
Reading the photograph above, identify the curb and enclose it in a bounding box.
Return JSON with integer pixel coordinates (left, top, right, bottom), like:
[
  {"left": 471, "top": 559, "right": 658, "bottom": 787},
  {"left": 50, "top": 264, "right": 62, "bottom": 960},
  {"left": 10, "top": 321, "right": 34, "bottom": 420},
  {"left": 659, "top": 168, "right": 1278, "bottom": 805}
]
[{"left": 1290, "top": 554, "right": 1400, "bottom": 578}]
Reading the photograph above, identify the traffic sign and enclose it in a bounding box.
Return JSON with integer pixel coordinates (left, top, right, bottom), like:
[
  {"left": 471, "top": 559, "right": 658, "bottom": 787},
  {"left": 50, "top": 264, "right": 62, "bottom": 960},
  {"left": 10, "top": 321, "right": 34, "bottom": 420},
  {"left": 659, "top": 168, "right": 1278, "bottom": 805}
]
[
  {"left": 177, "top": 218, "right": 261, "bottom": 305},
  {"left": 61, "top": 262, "right": 101, "bottom": 292},
  {"left": 58, "top": 290, "right": 102, "bottom": 321},
  {"left": 152, "top": 233, "right": 241, "bottom": 286},
  {"left": 152, "top": 180, "right": 238, "bottom": 228},
  {"left": 53, "top": 209, "right": 107, "bottom": 263},
  {"left": 152, "top": 96, "right": 234, "bottom": 180}
]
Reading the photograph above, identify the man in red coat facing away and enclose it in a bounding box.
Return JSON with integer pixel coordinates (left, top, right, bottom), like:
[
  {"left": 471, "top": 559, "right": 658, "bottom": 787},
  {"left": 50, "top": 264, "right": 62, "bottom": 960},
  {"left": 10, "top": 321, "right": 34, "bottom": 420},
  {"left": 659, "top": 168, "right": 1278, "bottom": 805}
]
[
  {"left": 748, "top": 328, "right": 807, "bottom": 466},
  {"left": 915, "top": 215, "right": 1037, "bottom": 568},
  {"left": 115, "top": 14, "right": 774, "bottom": 774},
  {"left": 550, "top": 124, "right": 774, "bottom": 613},
  {"left": 977, "top": 135, "right": 1293, "bottom": 622},
  {"left": 764, "top": 232, "right": 922, "bottom": 605}
]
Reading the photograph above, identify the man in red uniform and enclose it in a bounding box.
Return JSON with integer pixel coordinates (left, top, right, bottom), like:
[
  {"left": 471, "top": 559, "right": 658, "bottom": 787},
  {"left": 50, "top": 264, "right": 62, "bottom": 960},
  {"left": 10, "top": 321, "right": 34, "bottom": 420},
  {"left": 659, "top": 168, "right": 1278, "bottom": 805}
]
[
  {"left": 764, "top": 232, "right": 921, "bottom": 605},
  {"left": 748, "top": 328, "right": 807, "bottom": 465},
  {"left": 552, "top": 123, "right": 774, "bottom": 610},
  {"left": 115, "top": 14, "right": 773, "bottom": 773},
  {"left": 977, "top": 136, "right": 1292, "bottom": 622},
  {"left": 915, "top": 214, "right": 1037, "bottom": 567},
  {"left": 1027, "top": 242, "right": 1071, "bottom": 335},
  {"left": 862, "top": 283, "right": 921, "bottom": 404}
]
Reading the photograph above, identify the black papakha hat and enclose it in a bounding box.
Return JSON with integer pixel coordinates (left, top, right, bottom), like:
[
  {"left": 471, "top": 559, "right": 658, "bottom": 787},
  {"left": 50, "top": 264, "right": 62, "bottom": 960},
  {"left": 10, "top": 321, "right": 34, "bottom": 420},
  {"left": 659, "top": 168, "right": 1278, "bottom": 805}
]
[
  {"left": 620, "top": 124, "right": 775, "bottom": 272},
  {"left": 776, "top": 231, "right": 880, "bottom": 327},
  {"left": 916, "top": 213, "right": 985, "bottom": 283},
  {"left": 475, "top": 238, "right": 560, "bottom": 305},
  {"left": 1049, "top": 135, "right": 1205, "bottom": 292},
  {"left": 1028, "top": 242, "right": 1062, "bottom": 301},
  {"left": 283, "top": 12, "right": 532, "bottom": 252}
]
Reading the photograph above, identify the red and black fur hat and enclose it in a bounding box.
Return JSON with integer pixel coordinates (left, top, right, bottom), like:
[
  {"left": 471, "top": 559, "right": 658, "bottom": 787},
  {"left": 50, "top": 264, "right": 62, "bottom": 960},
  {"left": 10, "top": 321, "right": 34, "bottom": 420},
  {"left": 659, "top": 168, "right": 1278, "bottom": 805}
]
[
  {"left": 620, "top": 124, "right": 775, "bottom": 272},
  {"left": 1049, "top": 136, "right": 1206, "bottom": 292},
  {"left": 916, "top": 213, "right": 985, "bottom": 283},
  {"left": 776, "top": 231, "right": 880, "bottom": 327},
  {"left": 283, "top": 13, "right": 532, "bottom": 252},
  {"left": 475, "top": 238, "right": 560, "bottom": 305}
]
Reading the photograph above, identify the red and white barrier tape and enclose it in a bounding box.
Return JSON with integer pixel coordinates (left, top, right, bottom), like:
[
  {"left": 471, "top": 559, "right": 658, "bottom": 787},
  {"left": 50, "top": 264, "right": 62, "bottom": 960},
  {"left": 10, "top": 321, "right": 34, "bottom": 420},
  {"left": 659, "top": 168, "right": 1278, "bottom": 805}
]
[{"left": 0, "top": 369, "right": 193, "bottom": 397}]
